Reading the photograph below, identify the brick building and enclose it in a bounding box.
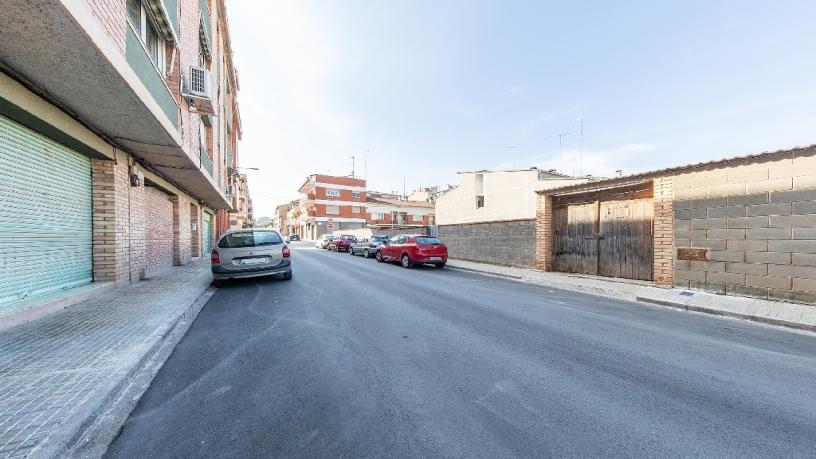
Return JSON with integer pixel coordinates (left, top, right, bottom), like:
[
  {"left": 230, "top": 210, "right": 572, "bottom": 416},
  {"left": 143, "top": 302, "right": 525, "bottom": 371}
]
[
  {"left": 294, "top": 174, "right": 367, "bottom": 240},
  {"left": 0, "top": 0, "right": 243, "bottom": 319},
  {"left": 366, "top": 194, "right": 435, "bottom": 228},
  {"left": 535, "top": 145, "right": 816, "bottom": 303}
]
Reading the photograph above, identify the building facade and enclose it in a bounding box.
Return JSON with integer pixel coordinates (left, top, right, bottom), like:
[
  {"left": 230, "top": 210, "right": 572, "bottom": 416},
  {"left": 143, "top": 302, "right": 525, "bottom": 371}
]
[
  {"left": 367, "top": 195, "right": 435, "bottom": 228},
  {"left": 294, "top": 174, "right": 367, "bottom": 240},
  {"left": 0, "top": 0, "right": 242, "bottom": 319},
  {"left": 535, "top": 145, "right": 816, "bottom": 304},
  {"left": 229, "top": 173, "right": 253, "bottom": 230},
  {"left": 435, "top": 168, "right": 589, "bottom": 267}
]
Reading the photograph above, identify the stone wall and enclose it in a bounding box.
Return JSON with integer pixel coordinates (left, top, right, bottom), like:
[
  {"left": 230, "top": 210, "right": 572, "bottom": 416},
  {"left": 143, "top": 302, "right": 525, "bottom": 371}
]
[
  {"left": 438, "top": 219, "right": 536, "bottom": 268},
  {"left": 672, "top": 148, "right": 816, "bottom": 303}
]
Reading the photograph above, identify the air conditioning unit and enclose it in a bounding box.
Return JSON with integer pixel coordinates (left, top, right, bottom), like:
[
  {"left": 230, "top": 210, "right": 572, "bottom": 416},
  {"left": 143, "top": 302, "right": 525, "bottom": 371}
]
[{"left": 182, "top": 66, "right": 216, "bottom": 114}]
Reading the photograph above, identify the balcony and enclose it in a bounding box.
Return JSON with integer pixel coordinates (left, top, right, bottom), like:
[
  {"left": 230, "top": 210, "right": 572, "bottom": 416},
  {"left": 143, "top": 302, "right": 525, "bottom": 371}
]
[
  {"left": 200, "top": 147, "right": 213, "bottom": 177},
  {"left": 0, "top": 1, "right": 231, "bottom": 210}
]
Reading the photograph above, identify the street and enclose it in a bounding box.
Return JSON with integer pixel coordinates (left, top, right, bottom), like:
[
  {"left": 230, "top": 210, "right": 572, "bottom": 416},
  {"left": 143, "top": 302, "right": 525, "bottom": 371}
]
[{"left": 107, "top": 243, "right": 816, "bottom": 458}]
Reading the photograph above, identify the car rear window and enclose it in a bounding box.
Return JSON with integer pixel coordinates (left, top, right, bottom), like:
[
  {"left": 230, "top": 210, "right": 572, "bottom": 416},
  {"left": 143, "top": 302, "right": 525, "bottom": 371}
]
[
  {"left": 415, "top": 237, "right": 442, "bottom": 245},
  {"left": 218, "top": 231, "right": 283, "bottom": 248},
  {"left": 371, "top": 236, "right": 389, "bottom": 242}
]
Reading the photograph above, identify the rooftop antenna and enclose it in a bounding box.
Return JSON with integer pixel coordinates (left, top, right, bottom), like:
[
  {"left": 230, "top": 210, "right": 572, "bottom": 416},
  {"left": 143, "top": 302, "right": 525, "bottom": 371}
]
[
  {"left": 549, "top": 132, "right": 570, "bottom": 174},
  {"left": 350, "top": 155, "right": 355, "bottom": 178},
  {"left": 576, "top": 117, "right": 584, "bottom": 176}
]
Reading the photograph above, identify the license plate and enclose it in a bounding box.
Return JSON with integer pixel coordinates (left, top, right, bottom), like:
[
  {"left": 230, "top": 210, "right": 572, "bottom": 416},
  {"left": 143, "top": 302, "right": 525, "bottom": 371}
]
[
  {"left": 240, "top": 258, "right": 267, "bottom": 265},
  {"left": 430, "top": 256, "right": 442, "bottom": 261}
]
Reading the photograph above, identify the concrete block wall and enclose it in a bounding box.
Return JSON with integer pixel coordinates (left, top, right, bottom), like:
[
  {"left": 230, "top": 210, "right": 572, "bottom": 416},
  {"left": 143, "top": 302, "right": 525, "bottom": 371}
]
[
  {"left": 439, "top": 219, "right": 537, "bottom": 268},
  {"left": 672, "top": 148, "right": 816, "bottom": 303}
]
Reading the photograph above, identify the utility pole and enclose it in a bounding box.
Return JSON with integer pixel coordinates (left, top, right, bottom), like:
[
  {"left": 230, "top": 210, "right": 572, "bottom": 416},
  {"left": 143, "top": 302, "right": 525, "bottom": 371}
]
[{"left": 403, "top": 176, "right": 406, "bottom": 199}]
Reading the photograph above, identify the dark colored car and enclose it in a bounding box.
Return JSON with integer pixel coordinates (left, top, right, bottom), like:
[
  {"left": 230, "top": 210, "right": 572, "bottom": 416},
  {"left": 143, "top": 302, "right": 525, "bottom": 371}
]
[
  {"left": 288, "top": 234, "right": 300, "bottom": 241},
  {"left": 349, "top": 235, "right": 390, "bottom": 258},
  {"left": 327, "top": 234, "right": 357, "bottom": 252},
  {"left": 376, "top": 234, "right": 447, "bottom": 268}
]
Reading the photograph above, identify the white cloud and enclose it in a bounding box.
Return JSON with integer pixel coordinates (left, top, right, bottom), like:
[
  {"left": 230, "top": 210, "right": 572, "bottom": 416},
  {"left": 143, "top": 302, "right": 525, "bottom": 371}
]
[{"left": 493, "top": 143, "right": 657, "bottom": 178}]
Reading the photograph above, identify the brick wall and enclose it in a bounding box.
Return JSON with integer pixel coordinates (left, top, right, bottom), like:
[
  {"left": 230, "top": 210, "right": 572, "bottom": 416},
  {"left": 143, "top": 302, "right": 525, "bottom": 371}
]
[
  {"left": 190, "top": 202, "right": 201, "bottom": 257},
  {"left": 438, "top": 219, "right": 537, "bottom": 268},
  {"left": 171, "top": 195, "right": 192, "bottom": 264},
  {"left": 86, "top": 0, "right": 127, "bottom": 55},
  {"left": 144, "top": 186, "right": 174, "bottom": 273},
  {"left": 672, "top": 148, "right": 816, "bottom": 303}
]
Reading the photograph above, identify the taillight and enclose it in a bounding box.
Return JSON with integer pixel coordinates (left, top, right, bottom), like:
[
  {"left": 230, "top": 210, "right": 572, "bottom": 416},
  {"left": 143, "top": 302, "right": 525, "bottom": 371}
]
[
  {"left": 282, "top": 245, "right": 291, "bottom": 258},
  {"left": 211, "top": 250, "right": 220, "bottom": 264}
]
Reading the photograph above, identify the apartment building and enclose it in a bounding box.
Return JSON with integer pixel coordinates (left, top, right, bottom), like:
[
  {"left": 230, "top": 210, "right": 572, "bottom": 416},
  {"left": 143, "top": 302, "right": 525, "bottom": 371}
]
[
  {"left": 367, "top": 194, "right": 435, "bottom": 228},
  {"left": 229, "top": 173, "right": 253, "bottom": 230},
  {"left": 0, "top": 0, "right": 242, "bottom": 319},
  {"left": 295, "top": 174, "right": 367, "bottom": 239}
]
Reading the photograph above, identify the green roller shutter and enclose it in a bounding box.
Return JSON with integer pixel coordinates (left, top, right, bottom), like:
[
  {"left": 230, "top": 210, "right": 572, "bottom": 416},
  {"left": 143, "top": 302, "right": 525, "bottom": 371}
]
[
  {"left": 203, "top": 212, "right": 213, "bottom": 254},
  {"left": 0, "top": 115, "right": 93, "bottom": 310}
]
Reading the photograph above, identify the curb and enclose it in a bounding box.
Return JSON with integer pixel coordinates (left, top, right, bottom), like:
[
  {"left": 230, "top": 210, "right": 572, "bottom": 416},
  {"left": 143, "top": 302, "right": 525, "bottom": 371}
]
[
  {"left": 635, "top": 296, "right": 816, "bottom": 333},
  {"left": 28, "top": 286, "right": 216, "bottom": 459},
  {"left": 449, "top": 263, "right": 815, "bottom": 334}
]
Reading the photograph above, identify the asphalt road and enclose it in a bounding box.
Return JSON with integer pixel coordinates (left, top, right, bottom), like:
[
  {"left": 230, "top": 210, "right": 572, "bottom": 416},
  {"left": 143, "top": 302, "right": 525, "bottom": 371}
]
[{"left": 107, "top": 242, "right": 816, "bottom": 458}]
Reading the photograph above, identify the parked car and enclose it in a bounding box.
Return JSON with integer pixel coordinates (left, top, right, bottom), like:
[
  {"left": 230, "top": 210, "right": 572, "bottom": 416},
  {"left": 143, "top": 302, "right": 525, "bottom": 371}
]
[
  {"left": 376, "top": 234, "right": 447, "bottom": 268},
  {"left": 288, "top": 234, "right": 300, "bottom": 241},
  {"left": 316, "top": 234, "right": 333, "bottom": 249},
  {"left": 350, "top": 235, "right": 390, "bottom": 258},
  {"left": 211, "top": 229, "right": 292, "bottom": 285},
  {"left": 327, "top": 234, "right": 357, "bottom": 252}
]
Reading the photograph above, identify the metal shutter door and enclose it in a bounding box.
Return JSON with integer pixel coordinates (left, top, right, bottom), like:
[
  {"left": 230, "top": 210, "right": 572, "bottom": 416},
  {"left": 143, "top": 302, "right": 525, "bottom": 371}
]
[
  {"left": 0, "top": 115, "right": 93, "bottom": 309},
  {"left": 203, "top": 213, "right": 213, "bottom": 254}
]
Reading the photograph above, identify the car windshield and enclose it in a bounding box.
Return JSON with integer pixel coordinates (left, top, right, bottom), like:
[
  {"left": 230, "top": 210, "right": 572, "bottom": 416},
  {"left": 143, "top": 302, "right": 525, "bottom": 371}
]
[
  {"left": 341, "top": 235, "right": 356, "bottom": 240},
  {"left": 218, "top": 231, "right": 283, "bottom": 248},
  {"left": 415, "top": 237, "right": 443, "bottom": 245}
]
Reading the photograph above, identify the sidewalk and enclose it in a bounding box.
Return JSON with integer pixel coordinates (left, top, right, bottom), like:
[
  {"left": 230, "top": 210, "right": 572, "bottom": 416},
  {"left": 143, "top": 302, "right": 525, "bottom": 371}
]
[
  {"left": 0, "top": 260, "right": 213, "bottom": 459},
  {"left": 446, "top": 259, "right": 816, "bottom": 332}
]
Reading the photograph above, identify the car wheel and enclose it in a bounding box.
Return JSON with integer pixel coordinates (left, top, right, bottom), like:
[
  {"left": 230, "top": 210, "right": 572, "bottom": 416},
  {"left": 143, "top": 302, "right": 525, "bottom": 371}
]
[
  {"left": 363, "top": 249, "right": 370, "bottom": 258},
  {"left": 376, "top": 251, "right": 384, "bottom": 262},
  {"left": 282, "top": 271, "right": 293, "bottom": 281},
  {"left": 349, "top": 247, "right": 355, "bottom": 255},
  {"left": 436, "top": 263, "right": 446, "bottom": 269},
  {"left": 401, "top": 254, "right": 413, "bottom": 269},
  {"left": 212, "top": 279, "right": 224, "bottom": 288}
]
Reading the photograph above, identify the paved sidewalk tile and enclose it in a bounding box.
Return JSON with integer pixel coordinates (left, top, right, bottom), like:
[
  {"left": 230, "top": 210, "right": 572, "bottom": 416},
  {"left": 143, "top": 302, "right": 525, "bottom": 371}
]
[
  {"left": 447, "top": 259, "right": 816, "bottom": 331},
  {"left": 0, "top": 260, "right": 212, "bottom": 459}
]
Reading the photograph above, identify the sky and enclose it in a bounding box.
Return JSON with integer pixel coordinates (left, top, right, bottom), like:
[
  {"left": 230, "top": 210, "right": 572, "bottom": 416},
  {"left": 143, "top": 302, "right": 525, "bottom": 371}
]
[{"left": 228, "top": 0, "right": 816, "bottom": 218}]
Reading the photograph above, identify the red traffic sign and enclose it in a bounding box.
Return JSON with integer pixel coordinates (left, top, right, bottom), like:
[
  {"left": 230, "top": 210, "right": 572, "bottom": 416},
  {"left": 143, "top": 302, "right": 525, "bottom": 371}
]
[{"left": 327, "top": 218, "right": 334, "bottom": 229}]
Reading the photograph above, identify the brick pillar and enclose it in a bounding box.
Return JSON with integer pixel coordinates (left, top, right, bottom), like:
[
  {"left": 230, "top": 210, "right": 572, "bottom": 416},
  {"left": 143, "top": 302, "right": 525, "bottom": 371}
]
[
  {"left": 92, "top": 159, "right": 117, "bottom": 281},
  {"left": 171, "top": 195, "right": 192, "bottom": 265},
  {"left": 535, "top": 193, "right": 554, "bottom": 271},
  {"left": 92, "top": 157, "right": 145, "bottom": 284},
  {"left": 653, "top": 177, "right": 674, "bottom": 286}
]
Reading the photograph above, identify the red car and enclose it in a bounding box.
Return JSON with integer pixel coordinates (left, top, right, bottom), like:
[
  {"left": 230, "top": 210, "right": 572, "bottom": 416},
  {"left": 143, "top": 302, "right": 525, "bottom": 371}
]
[
  {"left": 327, "top": 234, "right": 357, "bottom": 252},
  {"left": 376, "top": 234, "right": 447, "bottom": 268}
]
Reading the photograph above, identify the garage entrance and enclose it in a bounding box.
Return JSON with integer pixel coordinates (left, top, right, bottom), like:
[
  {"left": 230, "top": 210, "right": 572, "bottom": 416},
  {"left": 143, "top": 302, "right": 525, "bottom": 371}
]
[
  {"left": 144, "top": 185, "right": 174, "bottom": 274},
  {"left": 552, "top": 182, "right": 654, "bottom": 281}
]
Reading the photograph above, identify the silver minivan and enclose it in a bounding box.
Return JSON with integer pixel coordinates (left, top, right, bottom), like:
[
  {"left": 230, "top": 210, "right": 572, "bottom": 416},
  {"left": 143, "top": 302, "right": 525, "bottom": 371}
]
[{"left": 211, "top": 229, "right": 292, "bottom": 284}]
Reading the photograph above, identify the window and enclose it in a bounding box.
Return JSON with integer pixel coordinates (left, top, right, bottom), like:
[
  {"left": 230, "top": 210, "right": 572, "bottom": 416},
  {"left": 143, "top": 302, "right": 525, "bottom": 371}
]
[
  {"left": 352, "top": 191, "right": 361, "bottom": 198},
  {"left": 326, "top": 189, "right": 340, "bottom": 198},
  {"left": 372, "top": 213, "right": 384, "bottom": 220},
  {"left": 476, "top": 195, "right": 485, "bottom": 208},
  {"left": 127, "top": 0, "right": 166, "bottom": 72},
  {"left": 352, "top": 206, "right": 361, "bottom": 214},
  {"left": 218, "top": 231, "right": 283, "bottom": 248},
  {"left": 326, "top": 205, "right": 340, "bottom": 215},
  {"left": 415, "top": 237, "right": 443, "bottom": 245}
]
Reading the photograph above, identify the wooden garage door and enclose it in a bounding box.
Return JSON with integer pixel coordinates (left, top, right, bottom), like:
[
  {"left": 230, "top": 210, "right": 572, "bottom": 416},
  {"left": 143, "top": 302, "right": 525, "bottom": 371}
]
[
  {"left": 552, "top": 183, "right": 654, "bottom": 281},
  {"left": 598, "top": 198, "right": 654, "bottom": 281}
]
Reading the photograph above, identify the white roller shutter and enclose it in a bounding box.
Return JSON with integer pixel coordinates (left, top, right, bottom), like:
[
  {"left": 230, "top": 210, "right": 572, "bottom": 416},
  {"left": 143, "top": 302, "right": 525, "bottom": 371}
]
[{"left": 0, "top": 115, "right": 93, "bottom": 310}]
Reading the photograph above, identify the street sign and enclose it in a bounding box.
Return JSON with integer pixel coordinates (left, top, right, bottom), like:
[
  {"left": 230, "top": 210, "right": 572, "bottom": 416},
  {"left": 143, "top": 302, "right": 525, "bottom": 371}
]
[{"left": 327, "top": 218, "right": 334, "bottom": 229}]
